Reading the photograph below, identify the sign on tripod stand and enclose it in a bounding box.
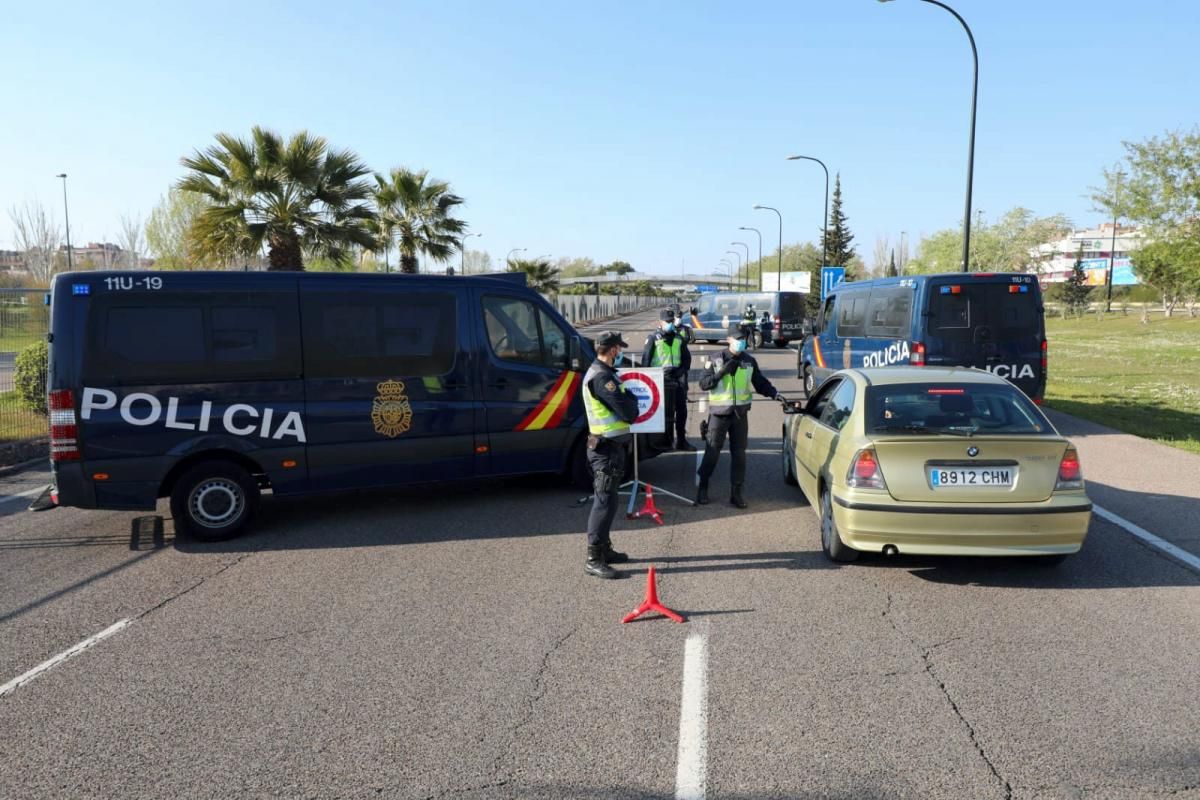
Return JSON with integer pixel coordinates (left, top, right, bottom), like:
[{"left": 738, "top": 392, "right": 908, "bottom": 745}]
[{"left": 617, "top": 368, "right": 665, "bottom": 433}]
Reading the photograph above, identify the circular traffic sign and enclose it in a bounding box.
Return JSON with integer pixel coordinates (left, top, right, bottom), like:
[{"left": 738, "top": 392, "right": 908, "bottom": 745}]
[{"left": 620, "top": 371, "right": 661, "bottom": 425}]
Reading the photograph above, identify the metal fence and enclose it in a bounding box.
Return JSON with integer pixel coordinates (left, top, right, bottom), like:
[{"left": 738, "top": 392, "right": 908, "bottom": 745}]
[
  {"left": 0, "top": 289, "right": 49, "bottom": 461},
  {"left": 549, "top": 294, "right": 662, "bottom": 325}
]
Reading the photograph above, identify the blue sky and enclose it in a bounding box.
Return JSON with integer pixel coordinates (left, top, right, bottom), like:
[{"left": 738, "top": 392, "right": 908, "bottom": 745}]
[{"left": 3, "top": 0, "right": 1197, "bottom": 273}]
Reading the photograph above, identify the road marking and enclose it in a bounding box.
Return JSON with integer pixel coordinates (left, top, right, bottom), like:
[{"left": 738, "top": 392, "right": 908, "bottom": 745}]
[
  {"left": 0, "top": 485, "right": 49, "bottom": 507},
  {"left": 674, "top": 630, "right": 709, "bottom": 800},
  {"left": 0, "top": 618, "right": 133, "bottom": 699},
  {"left": 1093, "top": 504, "right": 1200, "bottom": 574}
]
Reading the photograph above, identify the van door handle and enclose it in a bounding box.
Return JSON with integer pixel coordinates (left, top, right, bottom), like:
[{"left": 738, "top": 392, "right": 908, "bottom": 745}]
[
  {"left": 488, "top": 377, "right": 508, "bottom": 389},
  {"left": 444, "top": 381, "right": 467, "bottom": 390}
]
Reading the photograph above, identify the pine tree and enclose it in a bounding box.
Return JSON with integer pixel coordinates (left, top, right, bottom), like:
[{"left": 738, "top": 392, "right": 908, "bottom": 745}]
[
  {"left": 1061, "top": 244, "right": 1092, "bottom": 317},
  {"left": 807, "top": 173, "right": 858, "bottom": 315},
  {"left": 887, "top": 249, "right": 898, "bottom": 277}
]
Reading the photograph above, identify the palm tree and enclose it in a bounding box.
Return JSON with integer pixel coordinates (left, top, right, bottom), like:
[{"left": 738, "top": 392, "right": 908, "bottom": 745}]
[
  {"left": 178, "top": 127, "right": 376, "bottom": 271},
  {"left": 372, "top": 168, "right": 466, "bottom": 274},
  {"left": 509, "top": 258, "right": 560, "bottom": 294}
]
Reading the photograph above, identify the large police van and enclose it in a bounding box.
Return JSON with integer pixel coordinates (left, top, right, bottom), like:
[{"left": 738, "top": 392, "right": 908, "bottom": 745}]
[
  {"left": 798, "top": 272, "right": 1047, "bottom": 401},
  {"left": 47, "top": 270, "right": 599, "bottom": 540},
  {"left": 688, "top": 290, "right": 806, "bottom": 347}
]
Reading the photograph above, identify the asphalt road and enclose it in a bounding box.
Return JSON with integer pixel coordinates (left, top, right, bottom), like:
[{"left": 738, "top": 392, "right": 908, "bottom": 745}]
[{"left": 1, "top": 307, "right": 1198, "bottom": 799}]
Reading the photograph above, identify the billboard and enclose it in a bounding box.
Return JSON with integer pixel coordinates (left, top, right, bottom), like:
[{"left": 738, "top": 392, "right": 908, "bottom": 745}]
[{"left": 762, "top": 271, "right": 811, "bottom": 293}]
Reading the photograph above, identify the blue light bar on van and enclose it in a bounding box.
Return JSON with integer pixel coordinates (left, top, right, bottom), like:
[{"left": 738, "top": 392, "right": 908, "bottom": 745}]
[{"left": 72, "top": 284, "right": 90, "bottom": 296}]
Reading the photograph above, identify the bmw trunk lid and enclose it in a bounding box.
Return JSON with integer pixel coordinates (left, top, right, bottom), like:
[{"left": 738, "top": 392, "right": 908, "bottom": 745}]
[{"left": 870, "top": 436, "right": 1069, "bottom": 503}]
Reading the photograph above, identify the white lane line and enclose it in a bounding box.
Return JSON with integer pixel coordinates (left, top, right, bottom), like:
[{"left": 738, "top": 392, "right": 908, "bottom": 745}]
[
  {"left": 675, "top": 631, "right": 710, "bottom": 800},
  {"left": 0, "top": 618, "right": 133, "bottom": 699},
  {"left": 1093, "top": 504, "right": 1200, "bottom": 574},
  {"left": 0, "top": 485, "right": 48, "bottom": 507}
]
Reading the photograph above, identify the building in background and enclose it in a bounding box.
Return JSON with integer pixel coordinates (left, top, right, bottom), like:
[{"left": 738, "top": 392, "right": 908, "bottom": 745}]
[{"left": 1032, "top": 223, "right": 1143, "bottom": 286}]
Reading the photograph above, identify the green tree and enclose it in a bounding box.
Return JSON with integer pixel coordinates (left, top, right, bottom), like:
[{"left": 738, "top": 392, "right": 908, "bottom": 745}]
[
  {"left": 887, "top": 250, "right": 898, "bottom": 277},
  {"left": 606, "top": 260, "right": 635, "bottom": 275},
  {"left": 824, "top": 174, "right": 857, "bottom": 268},
  {"left": 509, "top": 257, "right": 560, "bottom": 294},
  {"left": 907, "top": 207, "right": 1072, "bottom": 275},
  {"left": 178, "top": 126, "right": 375, "bottom": 271},
  {"left": 145, "top": 187, "right": 211, "bottom": 269},
  {"left": 1059, "top": 245, "right": 1093, "bottom": 316},
  {"left": 373, "top": 167, "right": 467, "bottom": 274}
]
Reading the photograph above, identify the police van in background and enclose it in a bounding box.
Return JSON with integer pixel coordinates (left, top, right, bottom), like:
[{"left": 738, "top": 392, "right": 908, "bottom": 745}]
[
  {"left": 688, "top": 290, "right": 807, "bottom": 347},
  {"left": 47, "top": 270, "right": 599, "bottom": 540},
  {"left": 798, "top": 272, "right": 1047, "bottom": 401}
]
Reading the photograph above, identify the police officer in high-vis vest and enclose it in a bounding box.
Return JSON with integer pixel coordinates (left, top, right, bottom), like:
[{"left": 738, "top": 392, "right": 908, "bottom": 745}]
[
  {"left": 696, "top": 324, "right": 784, "bottom": 508},
  {"left": 641, "top": 308, "right": 694, "bottom": 452},
  {"left": 582, "top": 331, "right": 641, "bottom": 579}
]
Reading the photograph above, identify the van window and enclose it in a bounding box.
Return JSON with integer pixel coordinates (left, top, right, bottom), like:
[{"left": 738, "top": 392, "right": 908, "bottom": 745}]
[
  {"left": 304, "top": 291, "right": 457, "bottom": 378},
  {"left": 778, "top": 292, "right": 804, "bottom": 319},
  {"left": 88, "top": 293, "right": 299, "bottom": 385},
  {"left": 927, "top": 282, "right": 1040, "bottom": 341},
  {"left": 714, "top": 295, "right": 740, "bottom": 316},
  {"left": 865, "top": 288, "right": 912, "bottom": 339},
  {"left": 483, "top": 296, "right": 566, "bottom": 370},
  {"left": 836, "top": 291, "right": 868, "bottom": 337},
  {"left": 820, "top": 296, "right": 836, "bottom": 332}
]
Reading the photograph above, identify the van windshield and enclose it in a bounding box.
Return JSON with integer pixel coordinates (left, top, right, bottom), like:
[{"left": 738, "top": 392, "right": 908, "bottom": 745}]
[{"left": 926, "top": 281, "right": 1041, "bottom": 342}]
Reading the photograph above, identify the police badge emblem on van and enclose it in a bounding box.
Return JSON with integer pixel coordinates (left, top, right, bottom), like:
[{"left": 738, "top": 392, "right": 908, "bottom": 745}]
[{"left": 372, "top": 380, "right": 413, "bottom": 438}]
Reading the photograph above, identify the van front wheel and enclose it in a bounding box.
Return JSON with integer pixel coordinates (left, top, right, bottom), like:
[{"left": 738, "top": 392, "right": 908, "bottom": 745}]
[{"left": 170, "top": 461, "right": 259, "bottom": 542}]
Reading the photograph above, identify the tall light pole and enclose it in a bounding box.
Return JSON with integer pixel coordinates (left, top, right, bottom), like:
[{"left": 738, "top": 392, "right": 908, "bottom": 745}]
[
  {"left": 753, "top": 205, "right": 783, "bottom": 291},
  {"left": 879, "top": 0, "right": 977, "bottom": 273},
  {"left": 724, "top": 250, "right": 743, "bottom": 291},
  {"left": 718, "top": 261, "right": 733, "bottom": 290},
  {"left": 460, "top": 232, "right": 482, "bottom": 274},
  {"left": 731, "top": 241, "right": 751, "bottom": 291},
  {"left": 55, "top": 173, "right": 73, "bottom": 271},
  {"left": 738, "top": 227, "right": 763, "bottom": 291},
  {"left": 505, "top": 247, "right": 526, "bottom": 267},
  {"left": 785, "top": 155, "right": 830, "bottom": 269},
  {"left": 900, "top": 230, "right": 908, "bottom": 275},
  {"left": 1106, "top": 171, "right": 1124, "bottom": 312}
]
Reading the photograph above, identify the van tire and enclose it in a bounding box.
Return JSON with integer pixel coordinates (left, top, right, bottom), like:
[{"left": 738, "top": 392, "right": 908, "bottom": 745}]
[
  {"left": 774, "top": 339, "right": 789, "bottom": 349},
  {"left": 170, "top": 461, "right": 259, "bottom": 542}
]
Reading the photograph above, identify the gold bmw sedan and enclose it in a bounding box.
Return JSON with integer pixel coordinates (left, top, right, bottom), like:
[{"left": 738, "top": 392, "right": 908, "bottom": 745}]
[{"left": 782, "top": 367, "right": 1092, "bottom": 563}]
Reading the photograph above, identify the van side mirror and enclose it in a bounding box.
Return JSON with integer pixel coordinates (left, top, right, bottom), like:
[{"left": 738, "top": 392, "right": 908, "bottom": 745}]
[
  {"left": 570, "top": 337, "right": 586, "bottom": 371},
  {"left": 689, "top": 306, "right": 699, "bottom": 315},
  {"left": 803, "top": 319, "right": 815, "bottom": 336}
]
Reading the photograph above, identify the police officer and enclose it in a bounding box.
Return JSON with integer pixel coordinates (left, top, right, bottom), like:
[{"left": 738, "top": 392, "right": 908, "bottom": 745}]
[
  {"left": 582, "top": 331, "right": 641, "bottom": 579},
  {"left": 641, "top": 309, "right": 694, "bottom": 452},
  {"left": 696, "top": 324, "right": 784, "bottom": 508}
]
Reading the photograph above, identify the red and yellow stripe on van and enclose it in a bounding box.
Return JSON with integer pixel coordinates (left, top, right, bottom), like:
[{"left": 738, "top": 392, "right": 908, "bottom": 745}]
[
  {"left": 516, "top": 371, "right": 580, "bottom": 431},
  {"left": 812, "top": 338, "right": 826, "bottom": 369}
]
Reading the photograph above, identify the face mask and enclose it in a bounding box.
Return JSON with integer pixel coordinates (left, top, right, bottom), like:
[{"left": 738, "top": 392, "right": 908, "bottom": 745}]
[
  {"left": 663, "top": 323, "right": 675, "bottom": 333},
  {"left": 731, "top": 340, "right": 747, "bottom": 354}
]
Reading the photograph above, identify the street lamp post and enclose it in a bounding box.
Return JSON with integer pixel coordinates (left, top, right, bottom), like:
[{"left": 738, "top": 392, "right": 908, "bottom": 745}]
[
  {"left": 738, "top": 227, "right": 763, "bottom": 291},
  {"left": 460, "top": 232, "right": 482, "bottom": 274},
  {"left": 505, "top": 247, "right": 526, "bottom": 267},
  {"left": 725, "top": 250, "right": 743, "bottom": 291},
  {"left": 879, "top": 0, "right": 977, "bottom": 273},
  {"left": 753, "top": 205, "right": 784, "bottom": 291},
  {"left": 785, "top": 155, "right": 830, "bottom": 269},
  {"left": 731, "top": 242, "right": 751, "bottom": 291},
  {"left": 1105, "top": 172, "right": 1124, "bottom": 312},
  {"left": 55, "top": 173, "right": 73, "bottom": 271},
  {"left": 718, "top": 261, "right": 733, "bottom": 289}
]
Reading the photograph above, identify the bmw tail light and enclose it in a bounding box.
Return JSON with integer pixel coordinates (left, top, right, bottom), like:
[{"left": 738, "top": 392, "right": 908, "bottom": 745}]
[
  {"left": 1056, "top": 446, "right": 1083, "bottom": 490},
  {"left": 49, "top": 389, "right": 81, "bottom": 462},
  {"left": 847, "top": 448, "right": 887, "bottom": 490},
  {"left": 911, "top": 341, "right": 926, "bottom": 366}
]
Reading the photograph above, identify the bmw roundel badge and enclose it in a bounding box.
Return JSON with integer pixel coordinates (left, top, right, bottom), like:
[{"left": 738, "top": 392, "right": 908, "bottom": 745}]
[{"left": 967, "top": 446, "right": 980, "bottom": 458}]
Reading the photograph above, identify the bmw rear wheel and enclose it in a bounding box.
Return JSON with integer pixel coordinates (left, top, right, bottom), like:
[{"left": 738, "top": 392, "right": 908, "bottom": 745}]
[
  {"left": 803, "top": 365, "right": 816, "bottom": 397},
  {"left": 820, "top": 487, "right": 859, "bottom": 563},
  {"left": 782, "top": 432, "right": 798, "bottom": 486}
]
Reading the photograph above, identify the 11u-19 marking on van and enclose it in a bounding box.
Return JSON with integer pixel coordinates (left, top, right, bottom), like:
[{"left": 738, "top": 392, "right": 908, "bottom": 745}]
[{"left": 80, "top": 388, "right": 307, "bottom": 443}]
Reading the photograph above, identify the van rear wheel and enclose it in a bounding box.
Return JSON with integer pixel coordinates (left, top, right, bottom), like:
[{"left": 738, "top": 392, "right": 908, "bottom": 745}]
[{"left": 170, "top": 461, "right": 259, "bottom": 542}]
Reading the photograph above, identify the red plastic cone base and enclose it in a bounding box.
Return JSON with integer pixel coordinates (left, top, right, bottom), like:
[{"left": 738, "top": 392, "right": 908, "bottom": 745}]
[
  {"left": 621, "top": 565, "right": 685, "bottom": 624},
  {"left": 627, "top": 484, "right": 664, "bottom": 525}
]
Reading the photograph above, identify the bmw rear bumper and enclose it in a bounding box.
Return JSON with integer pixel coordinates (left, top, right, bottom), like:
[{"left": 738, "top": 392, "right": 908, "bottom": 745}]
[{"left": 832, "top": 492, "right": 1092, "bottom": 556}]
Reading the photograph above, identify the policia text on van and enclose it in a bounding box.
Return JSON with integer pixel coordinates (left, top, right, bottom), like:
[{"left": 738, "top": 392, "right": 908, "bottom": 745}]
[{"left": 46, "top": 271, "right": 604, "bottom": 540}]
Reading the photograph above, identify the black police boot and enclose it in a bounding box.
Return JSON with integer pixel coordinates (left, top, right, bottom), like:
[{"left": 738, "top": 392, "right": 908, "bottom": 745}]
[
  {"left": 676, "top": 436, "right": 697, "bottom": 452},
  {"left": 730, "top": 485, "right": 748, "bottom": 509},
  {"left": 696, "top": 479, "right": 710, "bottom": 505},
  {"left": 585, "top": 545, "right": 618, "bottom": 579},
  {"left": 602, "top": 538, "right": 629, "bottom": 564}
]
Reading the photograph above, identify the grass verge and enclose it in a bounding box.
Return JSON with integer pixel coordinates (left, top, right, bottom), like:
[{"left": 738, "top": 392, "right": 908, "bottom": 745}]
[
  {"left": 0, "top": 390, "right": 46, "bottom": 444},
  {"left": 1044, "top": 313, "right": 1200, "bottom": 455}
]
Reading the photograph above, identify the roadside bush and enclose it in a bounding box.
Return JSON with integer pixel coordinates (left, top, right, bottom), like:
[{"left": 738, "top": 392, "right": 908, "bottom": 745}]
[{"left": 14, "top": 340, "right": 48, "bottom": 415}]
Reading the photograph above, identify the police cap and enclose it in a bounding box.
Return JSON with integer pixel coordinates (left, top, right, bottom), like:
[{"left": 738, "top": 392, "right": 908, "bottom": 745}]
[
  {"left": 659, "top": 308, "right": 676, "bottom": 322},
  {"left": 596, "top": 331, "right": 629, "bottom": 348},
  {"left": 727, "top": 324, "right": 747, "bottom": 339}
]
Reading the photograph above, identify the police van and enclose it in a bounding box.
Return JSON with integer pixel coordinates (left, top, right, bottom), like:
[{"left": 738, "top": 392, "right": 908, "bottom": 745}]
[
  {"left": 688, "top": 290, "right": 807, "bottom": 347},
  {"left": 798, "top": 272, "right": 1047, "bottom": 401},
  {"left": 46, "top": 270, "right": 600, "bottom": 540}
]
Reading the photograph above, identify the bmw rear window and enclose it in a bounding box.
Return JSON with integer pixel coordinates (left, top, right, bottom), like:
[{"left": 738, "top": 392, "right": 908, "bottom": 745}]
[
  {"left": 926, "top": 281, "right": 1041, "bottom": 342},
  {"left": 865, "top": 383, "right": 1050, "bottom": 436}
]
